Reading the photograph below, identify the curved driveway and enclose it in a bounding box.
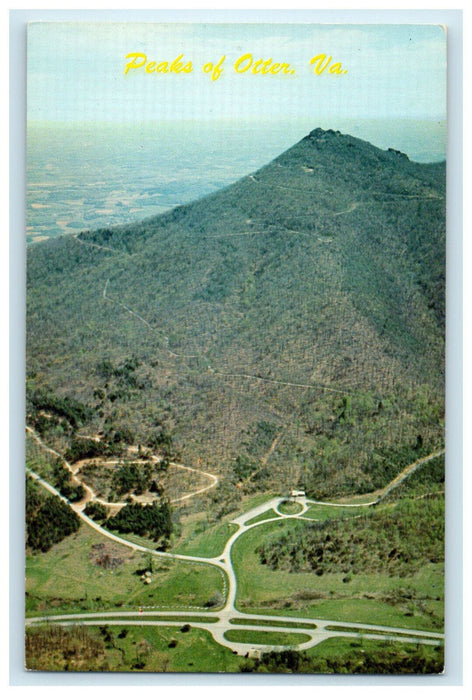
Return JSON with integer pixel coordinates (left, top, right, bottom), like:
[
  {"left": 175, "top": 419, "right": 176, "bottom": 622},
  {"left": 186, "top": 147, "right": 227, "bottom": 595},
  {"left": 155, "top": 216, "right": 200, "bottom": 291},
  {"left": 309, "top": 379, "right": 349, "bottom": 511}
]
[{"left": 26, "top": 432, "right": 445, "bottom": 657}]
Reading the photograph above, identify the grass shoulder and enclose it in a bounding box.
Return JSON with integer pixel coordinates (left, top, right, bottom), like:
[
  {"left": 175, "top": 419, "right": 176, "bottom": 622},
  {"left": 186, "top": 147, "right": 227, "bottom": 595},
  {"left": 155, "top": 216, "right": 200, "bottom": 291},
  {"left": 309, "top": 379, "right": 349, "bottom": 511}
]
[
  {"left": 224, "top": 629, "right": 311, "bottom": 646},
  {"left": 303, "top": 503, "right": 369, "bottom": 520},
  {"left": 229, "top": 617, "right": 317, "bottom": 630},
  {"left": 244, "top": 509, "right": 281, "bottom": 526}
]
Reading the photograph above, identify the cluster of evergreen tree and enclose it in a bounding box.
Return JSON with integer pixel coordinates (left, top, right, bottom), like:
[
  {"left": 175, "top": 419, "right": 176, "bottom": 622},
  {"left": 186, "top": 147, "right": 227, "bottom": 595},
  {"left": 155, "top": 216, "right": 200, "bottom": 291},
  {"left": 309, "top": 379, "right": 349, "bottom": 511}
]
[
  {"left": 96, "top": 356, "right": 141, "bottom": 386},
  {"left": 26, "top": 477, "right": 80, "bottom": 552},
  {"left": 360, "top": 440, "right": 435, "bottom": 491},
  {"left": 26, "top": 388, "right": 92, "bottom": 428},
  {"left": 83, "top": 501, "right": 108, "bottom": 522},
  {"left": 111, "top": 461, "right": 153, "bottom": 497},
  {"left": 51, "top": 461, "right": 84, "bottom": 503},
  {"left": 64, "top": 437, "right": 120, "bottom": 463},
  {"left": 384, "top": 455, "right": 445, "bottom": 500},
  {"left": 146, "top": 429, "right": 175, "bottom": 471},
  {"left": 107, "top": 500, "right": 172, "bottom": 543}
]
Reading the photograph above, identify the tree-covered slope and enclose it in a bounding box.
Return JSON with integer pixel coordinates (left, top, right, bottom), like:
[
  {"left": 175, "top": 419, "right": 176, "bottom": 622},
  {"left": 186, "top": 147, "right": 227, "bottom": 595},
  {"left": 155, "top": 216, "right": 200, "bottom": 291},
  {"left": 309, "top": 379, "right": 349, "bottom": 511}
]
[{"left": 27, "top": 128, "right": 445, "bottom": 499}]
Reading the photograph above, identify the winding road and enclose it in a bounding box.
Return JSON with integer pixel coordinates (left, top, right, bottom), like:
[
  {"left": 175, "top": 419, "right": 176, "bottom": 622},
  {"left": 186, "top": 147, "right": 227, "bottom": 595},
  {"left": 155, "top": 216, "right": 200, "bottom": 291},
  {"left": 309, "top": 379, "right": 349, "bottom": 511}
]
[{"left": 26, "top": 435, "right": 445, "bottom": 657}]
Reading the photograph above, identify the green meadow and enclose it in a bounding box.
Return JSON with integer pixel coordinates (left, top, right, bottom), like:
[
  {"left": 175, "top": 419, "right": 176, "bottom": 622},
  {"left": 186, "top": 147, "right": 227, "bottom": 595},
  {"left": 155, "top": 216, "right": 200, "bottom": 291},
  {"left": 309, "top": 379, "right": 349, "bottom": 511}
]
[
  {"left": 230, "top": 504, "right": 444, "bottom": 632},
  {"left": 26, "top": 523, "right": 226, "bottom": 615}
]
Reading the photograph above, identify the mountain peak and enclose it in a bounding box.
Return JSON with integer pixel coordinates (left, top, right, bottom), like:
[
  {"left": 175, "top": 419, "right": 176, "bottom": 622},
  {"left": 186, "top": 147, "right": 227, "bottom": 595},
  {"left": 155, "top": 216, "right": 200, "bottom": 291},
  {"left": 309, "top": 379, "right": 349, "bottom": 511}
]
[
  {"left": 300, "top": 127, "right": 409, "bottom": 161},
  {"left": 27, "top": 127, "right": 445, "bottom": 495},
  {"left": 306, "top": 127, "right": 342, "bottom": 139}
]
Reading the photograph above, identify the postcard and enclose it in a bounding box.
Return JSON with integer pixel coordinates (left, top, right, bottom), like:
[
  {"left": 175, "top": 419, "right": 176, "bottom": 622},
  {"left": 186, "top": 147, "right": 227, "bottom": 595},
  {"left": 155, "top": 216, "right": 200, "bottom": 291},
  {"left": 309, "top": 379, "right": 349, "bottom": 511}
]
[{"left": 25, "top": 20, "right": 446, "bottom": 674}]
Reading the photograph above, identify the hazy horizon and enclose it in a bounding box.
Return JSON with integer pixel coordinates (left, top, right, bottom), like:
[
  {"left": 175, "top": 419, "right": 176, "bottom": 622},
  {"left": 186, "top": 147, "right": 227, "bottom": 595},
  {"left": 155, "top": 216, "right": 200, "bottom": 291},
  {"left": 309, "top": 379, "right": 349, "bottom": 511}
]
[
  {"left": 27, "top": 117, "right": 446, "bottom": 245},
  {"left": 27, "top": 23, "right": 446, "bottom": 244}
]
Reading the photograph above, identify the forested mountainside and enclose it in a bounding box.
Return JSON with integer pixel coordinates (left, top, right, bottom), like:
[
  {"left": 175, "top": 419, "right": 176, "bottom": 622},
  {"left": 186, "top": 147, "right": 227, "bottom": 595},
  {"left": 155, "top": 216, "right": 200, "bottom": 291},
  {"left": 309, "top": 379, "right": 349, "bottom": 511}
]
[{"left": 27, "top": 127, "right": 445, "bottom": 501}]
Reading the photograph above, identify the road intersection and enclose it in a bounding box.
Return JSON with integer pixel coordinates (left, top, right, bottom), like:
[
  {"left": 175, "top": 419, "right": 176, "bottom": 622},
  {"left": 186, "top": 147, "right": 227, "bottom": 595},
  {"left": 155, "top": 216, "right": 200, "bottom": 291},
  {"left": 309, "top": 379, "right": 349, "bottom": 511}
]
[{"left": 26, "top": 444, "right": 444, "bottom": 657}]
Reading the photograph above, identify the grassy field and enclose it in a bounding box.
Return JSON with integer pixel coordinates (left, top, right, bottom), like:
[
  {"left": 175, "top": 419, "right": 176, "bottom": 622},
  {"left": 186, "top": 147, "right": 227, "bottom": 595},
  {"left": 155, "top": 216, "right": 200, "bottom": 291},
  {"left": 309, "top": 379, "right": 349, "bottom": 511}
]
[
  {"left": 172, "top": 518, "right": 238, "bottom": 558},
  {"left": 229, "top": 618, "right": 317, "bottom": 630},
  {"left": 103, "top": 529, "right": 161, "bottom": 552},
  {"left": 303, "top": 503, "right": 369, "bottom": 520},
  {"left": 231, "top": 518, "right": 443, "bottom": 632},
  {"left": 244, "top": 509, "right": 281, "bottom": 526},
  {"left": 224, "top": 629, "right": 311, "bottom": 646},
  {"left": 26, "top": 523, "right": 226, "bottom": 615},
  {"left": 276, "top": 500, "right": 304, "bottom": 515},
  {"left": 240, "top": 591, "right": 442, "bottom": 629}
]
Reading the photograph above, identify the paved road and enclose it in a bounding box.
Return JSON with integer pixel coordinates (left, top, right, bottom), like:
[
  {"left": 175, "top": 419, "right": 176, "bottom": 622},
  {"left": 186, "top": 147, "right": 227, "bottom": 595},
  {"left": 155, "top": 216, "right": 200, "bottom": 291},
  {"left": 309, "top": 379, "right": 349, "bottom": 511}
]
[
  {"left": 26, "top": 433, "right": 445, "bottom": 657},
  {"left": 26, "top": 607, "right": 444, "bottom": 657}
]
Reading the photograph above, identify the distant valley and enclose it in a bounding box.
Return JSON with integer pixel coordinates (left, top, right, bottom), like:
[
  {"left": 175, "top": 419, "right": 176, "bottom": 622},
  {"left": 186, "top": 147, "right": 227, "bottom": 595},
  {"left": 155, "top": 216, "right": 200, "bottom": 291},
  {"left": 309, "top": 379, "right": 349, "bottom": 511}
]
[{"left": 26, "top": 119, "right": 446, "bottom": 244}]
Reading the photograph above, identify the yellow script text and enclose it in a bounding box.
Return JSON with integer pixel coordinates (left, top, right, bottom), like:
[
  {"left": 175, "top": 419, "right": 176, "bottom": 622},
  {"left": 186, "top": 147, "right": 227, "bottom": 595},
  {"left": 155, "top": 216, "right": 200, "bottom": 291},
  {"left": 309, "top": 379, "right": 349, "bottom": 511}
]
[{"left": 124, "top": 53, "right": 193, "bottom": 75}]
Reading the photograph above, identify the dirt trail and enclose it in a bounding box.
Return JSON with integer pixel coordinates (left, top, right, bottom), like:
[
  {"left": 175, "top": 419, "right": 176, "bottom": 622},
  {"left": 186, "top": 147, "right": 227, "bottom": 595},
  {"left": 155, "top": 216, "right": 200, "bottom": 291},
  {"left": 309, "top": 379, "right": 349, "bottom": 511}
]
[
  {"left": 26, "top": 426, "right": 219, "bottom": 510},
  {"left": 376, "top": 449, "right": 445, "bottom": 502},
  {"left": 103, "top": 278, "right": 201, "bottom": 360},
  {"left": 74, "top": 235, "right": 122, "bottom": 255},
  {"left": 306, "top": 449, "right": 445, "bottom": 508}
]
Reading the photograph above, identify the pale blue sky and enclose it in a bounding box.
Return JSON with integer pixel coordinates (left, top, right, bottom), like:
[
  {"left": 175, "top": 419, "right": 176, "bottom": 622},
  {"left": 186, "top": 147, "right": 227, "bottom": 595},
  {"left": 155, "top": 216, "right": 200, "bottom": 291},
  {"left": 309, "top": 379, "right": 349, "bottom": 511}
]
[{"left": 27, "top": 22, "right": 446, "bottom": 123}]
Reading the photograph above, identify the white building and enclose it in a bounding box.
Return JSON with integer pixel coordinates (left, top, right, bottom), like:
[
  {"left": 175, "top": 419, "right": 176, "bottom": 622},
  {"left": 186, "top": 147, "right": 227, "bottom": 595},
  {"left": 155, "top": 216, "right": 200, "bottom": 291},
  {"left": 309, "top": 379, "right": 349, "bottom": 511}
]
[{"left": 290, "top": 489, "right": 305, "bottom": 498}]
